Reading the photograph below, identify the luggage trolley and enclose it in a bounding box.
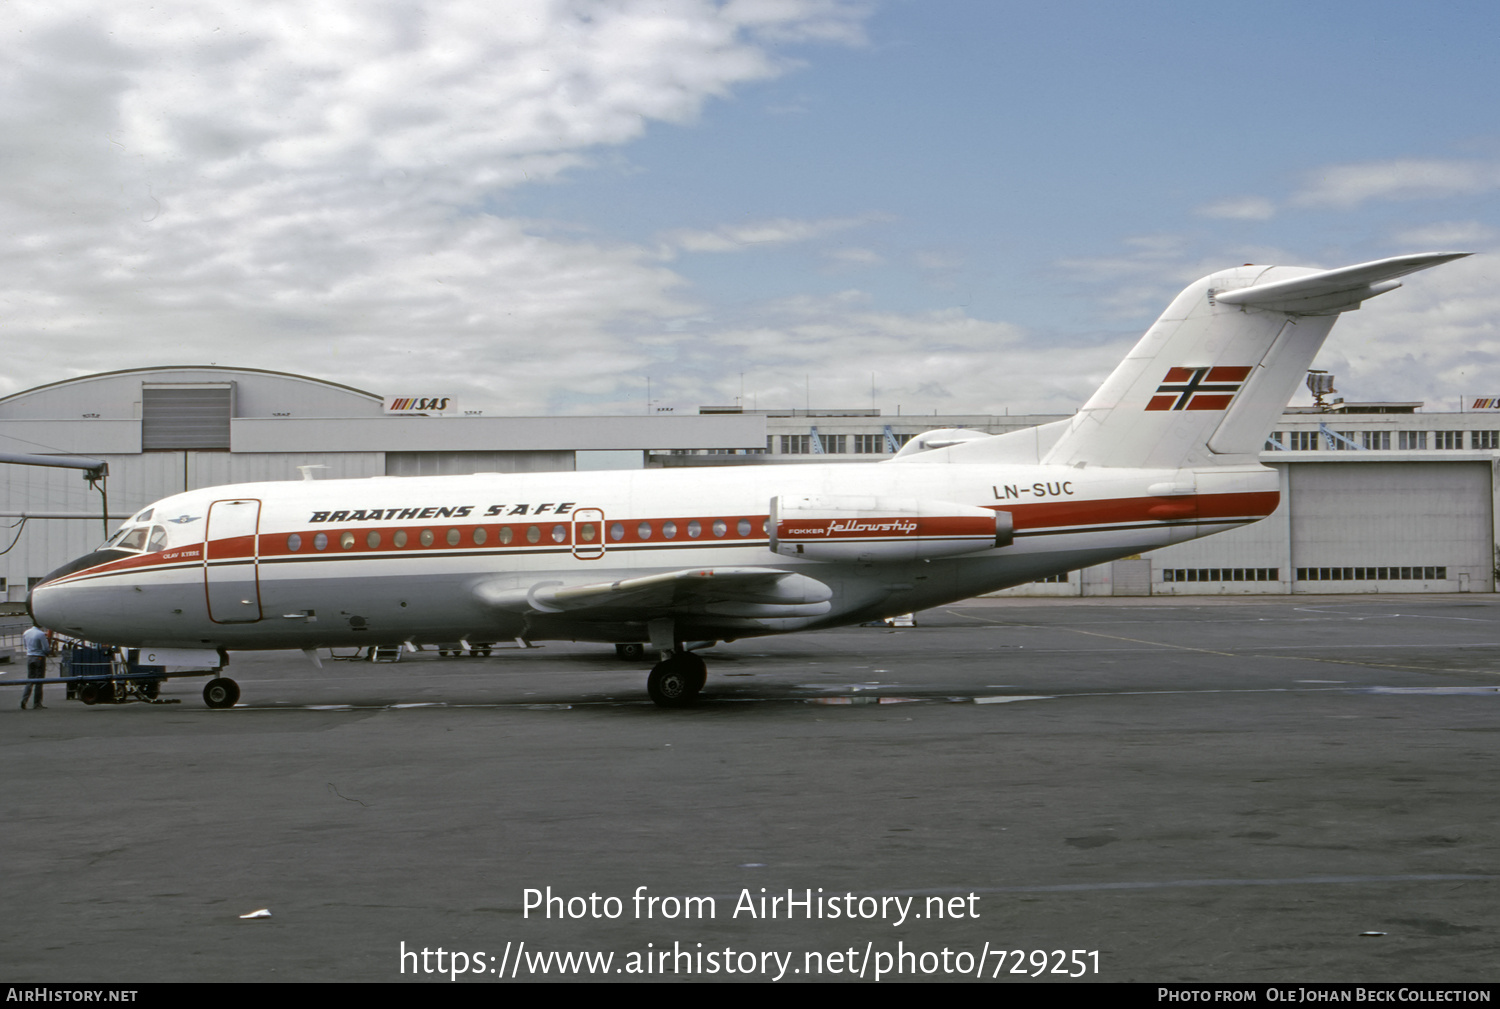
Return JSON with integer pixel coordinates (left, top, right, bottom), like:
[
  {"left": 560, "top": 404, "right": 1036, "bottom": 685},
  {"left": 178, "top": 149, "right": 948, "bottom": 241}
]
[{"left": 62, "top": 643, "right": 171, "bottom": 705}]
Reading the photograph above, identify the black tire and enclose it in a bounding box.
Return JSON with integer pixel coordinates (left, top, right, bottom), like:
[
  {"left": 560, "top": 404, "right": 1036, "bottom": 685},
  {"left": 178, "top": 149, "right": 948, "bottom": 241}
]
[
  {"left": 615, "top": 642, "right": 647, "bottom": 661},
  {"left": 646, "top": 655, "right": 703, "bottom": 708},
  {"left": 203, "top": 677, "right": 240, "bottom": 709},
  {"left": 682, "top": 651, "right": 708, "bottom": 692},
  {"left": 79, "top": 683, "right": 99, "bottom": 705},
  {"left": 144, "top": 680, "right": 161, "bottom": 700}
]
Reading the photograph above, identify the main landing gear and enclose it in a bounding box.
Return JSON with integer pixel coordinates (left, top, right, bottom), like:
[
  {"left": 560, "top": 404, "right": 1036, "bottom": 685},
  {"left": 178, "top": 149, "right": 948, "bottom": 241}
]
[
  {"left": 646, "top": 651, "right": 707, "bottom": 708},
  {"left": 203, "top": 677, "right": 240, "bottom": 709}
]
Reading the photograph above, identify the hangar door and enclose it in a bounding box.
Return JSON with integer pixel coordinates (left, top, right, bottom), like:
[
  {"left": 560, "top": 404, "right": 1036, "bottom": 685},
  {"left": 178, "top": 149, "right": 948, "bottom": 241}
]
[{"left": 1289, "top": 462, "right": 1492, "bottom": 593}]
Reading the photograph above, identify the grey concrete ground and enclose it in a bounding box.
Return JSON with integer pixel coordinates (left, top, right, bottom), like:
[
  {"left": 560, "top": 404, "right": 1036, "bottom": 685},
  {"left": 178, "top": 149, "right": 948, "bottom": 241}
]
[{"left": 1, "top": 595, "right": 1496, "bottom": 983}]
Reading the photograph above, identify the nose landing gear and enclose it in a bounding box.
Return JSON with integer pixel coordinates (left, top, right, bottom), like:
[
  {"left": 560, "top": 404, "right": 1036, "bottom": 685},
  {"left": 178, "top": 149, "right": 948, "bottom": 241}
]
[{"left": 203, "top": 677, "right": 240, "bottom": 709}]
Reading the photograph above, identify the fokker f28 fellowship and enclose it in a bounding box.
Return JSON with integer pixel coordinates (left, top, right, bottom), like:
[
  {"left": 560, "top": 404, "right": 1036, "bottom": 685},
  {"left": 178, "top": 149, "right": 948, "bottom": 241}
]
[{"left": 29, "top": 252, "right": 1467, "bottom": 707}]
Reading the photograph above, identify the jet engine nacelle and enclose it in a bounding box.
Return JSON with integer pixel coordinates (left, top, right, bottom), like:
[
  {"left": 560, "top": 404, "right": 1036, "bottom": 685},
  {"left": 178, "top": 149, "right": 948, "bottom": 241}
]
[{"left": 769, "top": 494, "right": 1012, "bottom": 562}]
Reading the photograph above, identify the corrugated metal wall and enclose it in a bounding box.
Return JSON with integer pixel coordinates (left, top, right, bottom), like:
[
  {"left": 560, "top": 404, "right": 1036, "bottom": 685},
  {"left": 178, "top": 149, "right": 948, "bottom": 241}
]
[{"left": 384, "top": 451, "right": 575, "bottom": 476}]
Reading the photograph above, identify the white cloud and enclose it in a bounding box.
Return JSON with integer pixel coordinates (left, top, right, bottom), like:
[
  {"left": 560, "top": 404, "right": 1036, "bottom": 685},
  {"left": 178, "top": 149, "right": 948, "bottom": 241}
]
[
  {"left": 1294, "top": 158, "right": 1500, "bottom": 209},
  {"left": 822, "top": 246, "right": 884, "bottom": 266},
  {"left": 1314, "top": 250, "right": 1500, "bottom": 409},
  {"left": 1195, "top": 196, "right": 1276, "bottom": 220},
  {"left": 0, "top": 0, "right": 872, "bottom": 413},
  {"left": 663, "top": 216, "right": 866, "bottom": 253},
  {"left": 641, "top": 291, "right": 1129, "bottom": 416},
  {"left": 723, "top": 0, "right": 872, "bottom": 44}
]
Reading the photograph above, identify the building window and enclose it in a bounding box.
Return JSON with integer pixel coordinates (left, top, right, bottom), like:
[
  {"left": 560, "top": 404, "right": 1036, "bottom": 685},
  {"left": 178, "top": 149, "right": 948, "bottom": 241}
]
[
  {"left": 1265, "top": 432, "right": 1283, "bottom": 450},
  {"left": 1289, "top": 431, "right": 1319, "bottom": 450},
  {"left": 1163, "top": 568, "right": 1278, "bottom": 582},
  {"left": 1033, "top": 574, "right": 1069, "bottom": 583},
  {"left": 781, "top": 434, "right": 810, "bottom": 454},
  {"left": 1473, "top": 431, "right": 1500, "bottom": 449},
  {"left": 1295, "top": 566, "right": 1446, "bottom": 581},
  {"left": 854, "top": 434, "right": 885, "bottom": 454},
  {"left": 1435, "top": 431, "right": 1463, "bottom": 449},
  {"left": 1362, "top": 431, "right": 1390, "bottom": 450},
  {"left": 1399, "top": 431, "right": 1427, "bottom": 450},
  {"left": 821, "top": 434, "right": 846, "bottom": 454}
]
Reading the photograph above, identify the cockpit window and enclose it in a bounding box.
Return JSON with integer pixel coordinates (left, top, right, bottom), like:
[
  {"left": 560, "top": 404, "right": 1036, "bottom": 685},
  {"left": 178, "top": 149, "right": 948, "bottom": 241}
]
[
  {"left": 102, "top": 524, "right": 163, "bottom": 553},
  {"left": 116, "top": 528, "right": 149, "bottom": 552},
  {"left": 134, "top": 508, "right": 154, "bottom": 523}
]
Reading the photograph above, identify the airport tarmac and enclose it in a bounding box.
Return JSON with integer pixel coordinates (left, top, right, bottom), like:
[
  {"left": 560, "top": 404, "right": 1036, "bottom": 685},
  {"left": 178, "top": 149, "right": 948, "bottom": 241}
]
[{"left": 2, "top": 594, "right": 1496, "bottom": 983}]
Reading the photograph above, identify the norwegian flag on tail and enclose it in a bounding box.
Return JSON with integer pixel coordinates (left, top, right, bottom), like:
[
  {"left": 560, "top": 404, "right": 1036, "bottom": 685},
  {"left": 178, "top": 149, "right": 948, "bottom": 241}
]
[{"left": 1146, "top": 366, "right": 1252, "bottom": 411}]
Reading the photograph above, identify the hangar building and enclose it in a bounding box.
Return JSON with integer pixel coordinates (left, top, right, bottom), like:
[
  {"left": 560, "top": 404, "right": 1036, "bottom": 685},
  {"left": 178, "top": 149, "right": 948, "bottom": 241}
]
[{"left": 0, "top": 366, "right": 1496, "bottom": 601}]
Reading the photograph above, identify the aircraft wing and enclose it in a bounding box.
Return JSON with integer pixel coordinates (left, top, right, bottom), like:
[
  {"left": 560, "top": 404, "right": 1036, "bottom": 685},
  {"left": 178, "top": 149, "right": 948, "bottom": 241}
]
[{"left": 474, "top": 567, "right": 834, "bottom": 619}]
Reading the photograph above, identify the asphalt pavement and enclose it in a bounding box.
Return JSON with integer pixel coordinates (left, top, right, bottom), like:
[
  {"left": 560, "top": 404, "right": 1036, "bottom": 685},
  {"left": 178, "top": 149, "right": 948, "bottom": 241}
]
[{"left": 2, "top": 595, "right": 1496, "bottom": 983}]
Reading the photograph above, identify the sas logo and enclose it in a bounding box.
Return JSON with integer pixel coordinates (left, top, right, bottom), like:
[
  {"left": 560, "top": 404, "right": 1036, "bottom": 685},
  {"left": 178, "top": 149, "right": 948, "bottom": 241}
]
[
  {"left": 1146, "top": 366, "right": 1251, "bottom": 412},
  {"left": 1472, "top": 397, "right": 1500, "bottom": 410},
  {"left": 385, "top": 396, "right": 455, "bottom": 414}
]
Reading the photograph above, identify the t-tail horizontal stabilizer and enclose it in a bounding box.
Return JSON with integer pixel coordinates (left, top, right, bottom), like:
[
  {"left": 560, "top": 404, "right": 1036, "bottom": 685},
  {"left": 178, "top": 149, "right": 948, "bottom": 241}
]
[{"left": 1042, "top": 251, "right": 1469, "bottom": 471}]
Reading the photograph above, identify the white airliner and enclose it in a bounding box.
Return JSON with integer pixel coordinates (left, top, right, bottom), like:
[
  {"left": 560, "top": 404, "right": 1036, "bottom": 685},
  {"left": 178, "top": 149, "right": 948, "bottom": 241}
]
[{"left": 29, "top": 252, "right": 1467, "bottom": 707}]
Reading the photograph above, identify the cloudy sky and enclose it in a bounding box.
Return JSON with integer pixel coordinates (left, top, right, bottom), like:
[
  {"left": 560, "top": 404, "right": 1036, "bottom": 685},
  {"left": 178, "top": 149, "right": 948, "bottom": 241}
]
[{"left": 4, "top": 0, "right": 1498, "bottom": 417}]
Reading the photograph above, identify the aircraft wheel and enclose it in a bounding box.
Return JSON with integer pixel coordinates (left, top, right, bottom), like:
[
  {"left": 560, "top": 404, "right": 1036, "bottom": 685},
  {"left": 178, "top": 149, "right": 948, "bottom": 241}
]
[
  {"left": 203, "top": 677, "right": 240, "bottom": 709},
  {"left": 647, "top": 656, "right": 702, "bottom": 708},
  {"left": 144, "top": 680, "right": 161, "bottom": 700},
  {"left": 615, "top": 642, "right": 647, "bottom": 661},
  {"left": 79, "top": 683, "right": 99, "bottom": 705}
]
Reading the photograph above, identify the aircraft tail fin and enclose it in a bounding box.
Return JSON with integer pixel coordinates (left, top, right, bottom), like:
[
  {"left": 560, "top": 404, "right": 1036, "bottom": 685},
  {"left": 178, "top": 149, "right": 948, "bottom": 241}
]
[{"left": 1042, "top": 252, "right": 1469, "bottom": 470}]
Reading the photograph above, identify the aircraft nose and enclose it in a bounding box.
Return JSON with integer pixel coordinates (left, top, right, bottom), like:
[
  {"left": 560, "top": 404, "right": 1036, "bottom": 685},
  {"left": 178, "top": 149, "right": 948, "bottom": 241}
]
[
  {"left": 28, "top": 548, "right": 112, "bottom": 631},
  {"left": 28, "top": 573, "right": 65, "bottom": 630}
]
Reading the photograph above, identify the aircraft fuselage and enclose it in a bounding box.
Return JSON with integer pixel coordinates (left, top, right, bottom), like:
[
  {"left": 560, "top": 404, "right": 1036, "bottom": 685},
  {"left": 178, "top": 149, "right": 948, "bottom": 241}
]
[{"left": 30, "top": 460, "right": 1276, "bottom": 651}]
